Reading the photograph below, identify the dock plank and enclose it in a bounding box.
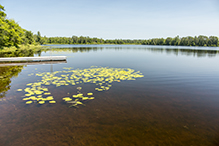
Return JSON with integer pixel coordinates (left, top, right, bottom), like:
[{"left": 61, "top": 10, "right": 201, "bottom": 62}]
[
  {"left": 0, "top": 56, "right": 67, "bottom": 62},
  {"left": 0, "top": 60, "right": 67, "bottom": 66}
]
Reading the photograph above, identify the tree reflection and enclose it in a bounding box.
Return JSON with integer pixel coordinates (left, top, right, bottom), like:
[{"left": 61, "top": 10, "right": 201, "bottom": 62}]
[
  {"left": 46, "top": 46, "right": 219, "bottom": 58},
  {"left": 0, "top": 66, "right": 23, "bottom": 98},
  {"left": 0, "top": 48, "right": 45, "bottom": 57}
]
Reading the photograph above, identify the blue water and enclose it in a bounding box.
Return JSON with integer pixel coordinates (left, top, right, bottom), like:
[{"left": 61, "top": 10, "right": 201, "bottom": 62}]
[{"left": 0, "top": 45, "right": 219, "bottom": 146}]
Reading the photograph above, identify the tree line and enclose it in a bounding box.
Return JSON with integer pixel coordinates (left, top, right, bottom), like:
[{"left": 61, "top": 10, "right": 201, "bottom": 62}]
[
  {"left": 1, "top": 4, "right": 218, "bottom": 48},
  {"left": 39, "top": 35, "right": 219, "bottom": 47}
]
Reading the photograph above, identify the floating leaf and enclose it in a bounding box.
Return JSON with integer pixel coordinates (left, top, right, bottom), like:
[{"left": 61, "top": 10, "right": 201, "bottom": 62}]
[
  {"left": 17, "top": 89, "right": 22, "bottom": 91},
  {"left": 26, "top": 101, "right": 32, "bottom": 104},
  {"left": 29, "top": 96, "right": 37, "bottom": 100},
  {"left": 87, "top": 92, "right": 93, "bottom": 96},
  {"left": 39, "top": 101, "right": 45, "bottom": 104},
  {"left": 77, "top": 94, "right": 83, "bottom": 97},
  {"left": 46, "top": 96, "right": 54, "bottom": 100},
  {"left": 37, "top": 98, "right": 43, "bottom": 101},
  {"left": 63, "top": 97, "right": 72, "bottom": 101},
  {"left": 72, "top": 95, "right": 78, "bottom": 98},
  {"left": 49, "top": 101, "right": 56, "bottom": 103},
  {"left": 82, "top": 97, "right": 89, "bottom": 100},
  {"left": 76, "top": 101, "right": 83, "bottom": 104},
  {"left": 23, "top": 97, "right": 30, "bottom": 101},
  {"left": 89, "top": 97, "right": 95, "bottom": 100},
  {"left": 26, "top": 83, "right": 33, "bottom": 86},
  {"left": 42, "top": 88, "right": 48, "bottom": 91}
]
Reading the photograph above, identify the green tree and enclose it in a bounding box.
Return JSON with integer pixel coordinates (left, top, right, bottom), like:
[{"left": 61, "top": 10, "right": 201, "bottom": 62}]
[
  {"left": 197, "top": 35, "right": 208, "bottom": 46},
  {"left": 36, "top": 31, "right": 42, "bottom": 44},
  {"left": 208, "top": 36, "right": 218, "bottom": 46},
  {"left": 0, "top": 5, "right": 24, "bottom": 48},
  {"left": 165, "top": 37, "right": 172, "bottom": 45},
  {"left": 171, "top": 36, "right": 180, "bottom": 46},
  {"left": 23, "top": 30, "right": 34, "bottom": 44}
]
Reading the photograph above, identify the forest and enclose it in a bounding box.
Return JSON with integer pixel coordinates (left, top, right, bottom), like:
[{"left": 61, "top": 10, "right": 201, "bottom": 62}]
[
  {"left": 0, "top": 4, "right": 219, "bottom": 49},
  {"left": 42, "top": 35, "right": 219, "bottom": 47}
]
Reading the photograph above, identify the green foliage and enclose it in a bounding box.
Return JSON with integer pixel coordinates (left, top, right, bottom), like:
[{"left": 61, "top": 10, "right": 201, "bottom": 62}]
[
  {"left": 36, "top": 31, "right": 41, "bottom": 44},
  {"left": 23, "top": 30, "right": 35, "bottom": 45},
  {"left": 38, "top": 35, "right": 219, "bottom": 47},
  {"left": 0, "top": 5, "right": 6, "bottom": 18},
  {"left": 0, "top": 5, "right": 24, "bottom": 48}
]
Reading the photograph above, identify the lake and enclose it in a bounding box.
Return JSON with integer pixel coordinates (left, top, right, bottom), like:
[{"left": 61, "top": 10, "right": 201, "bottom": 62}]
[{"left": 0, "top": 45, "right": 219, "bottom": 146}]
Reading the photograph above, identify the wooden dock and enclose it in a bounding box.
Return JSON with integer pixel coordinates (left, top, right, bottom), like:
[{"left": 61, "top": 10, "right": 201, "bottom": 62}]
[
  {"left": 0, "top": 60, "right": 67, "bottom": 66},
  {"left": 0, "top": 56, "right": 67, "bottom": 62}
]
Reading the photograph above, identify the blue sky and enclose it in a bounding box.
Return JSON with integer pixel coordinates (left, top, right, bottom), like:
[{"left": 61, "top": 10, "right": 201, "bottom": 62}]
[{"left": 1, "top": 0, "right": 219, "bottom": 39}]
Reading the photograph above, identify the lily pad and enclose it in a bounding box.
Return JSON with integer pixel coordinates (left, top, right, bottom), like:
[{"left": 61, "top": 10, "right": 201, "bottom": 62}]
[
  {"left": 39, "top": 101, "right": 45, "bottom": 104},
  {"left": 49, "top": 101, "right": 56, "bottom": 103},
  {"left": 26, "top": 101, "right": 32, "bottom": 104},
  {"left": 87, "top": 92, "right": 93, "bottom": 96}
]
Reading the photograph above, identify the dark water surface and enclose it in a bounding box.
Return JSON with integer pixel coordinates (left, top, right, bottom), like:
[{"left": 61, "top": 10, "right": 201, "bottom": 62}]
[{"left": 1, "top": 45, "right": 219, "bottom": 146}]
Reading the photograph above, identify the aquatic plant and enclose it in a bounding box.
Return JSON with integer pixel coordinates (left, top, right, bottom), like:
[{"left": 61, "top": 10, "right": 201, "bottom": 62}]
[{"left": 17, "top": 66, "right": 144, "bottom": 107}]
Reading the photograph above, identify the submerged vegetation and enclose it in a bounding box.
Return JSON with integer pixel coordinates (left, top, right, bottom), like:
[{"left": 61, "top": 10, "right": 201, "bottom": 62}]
[{"left": 16, "top": 66, "right": 144, "bottom": 108}]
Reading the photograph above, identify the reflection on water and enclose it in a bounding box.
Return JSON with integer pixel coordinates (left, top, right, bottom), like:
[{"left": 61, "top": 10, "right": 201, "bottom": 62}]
[
  {"left": 0, "top": 48, "right": 45, "bottom": 57},
  {"left": 0, "top": 66, "right": 23, "bottom": 98},
  {"left": 46, "top": 45, "right": 219, "bottom": 58},
  {"left": 0, "top": 45, "right": 219, "bottom": 146},
  {"left": 1, "top": 45, "right": 218, "bottom": 58}
]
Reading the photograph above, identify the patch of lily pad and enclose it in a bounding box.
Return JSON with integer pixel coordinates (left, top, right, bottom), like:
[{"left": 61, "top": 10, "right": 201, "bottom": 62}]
[{"left": 16, "top": 66, "right": 144, "bottom": 107}]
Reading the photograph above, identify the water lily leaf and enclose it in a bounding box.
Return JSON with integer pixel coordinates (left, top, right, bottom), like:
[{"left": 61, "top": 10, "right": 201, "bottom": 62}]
[
  {"left": 46, "top": 96, "right": 54, "bottom": 100},
  {"left": 82, "top": 97, "right": 89, "bottom": 100},
  {"left": 42, "top": 88, "right": 48, "bottom": 91},
  {"left": 26, "top": 101, "right": 32, "bottom": 104},
  {"left": 77, "top": 93, "right": 83, "bottom": 97},
  {"left": 39, "top": 101, "right": 45, "bottom": 104},
  {"left": 87, "top": 92, "right": 93, "bottom": 96},
  {"left": 89, "top": 97, "right": 95, "bottom": 100},
  {"left": 49, "top": 101, "right": 56, "bottom": 103},
  {"left": 63, "top": 97, "right": 72, "bottom": 101},
  {"left": 29, "top": 96, "right": 37, "bottom": 100},
  {"left": 76, "top": 101, "right": 83, "bottom": 104},
  {"left": 26, "top": 83, "right": 33, "bottom": 86},
  {"left": 37, "top": 98, "right": 43, "bottom": 101},
  {"left": 23, "top": 98, "right": 30, "bottom": 101},
  {"left": 64, "top": 98, "right": 72, "bottom": 101}
]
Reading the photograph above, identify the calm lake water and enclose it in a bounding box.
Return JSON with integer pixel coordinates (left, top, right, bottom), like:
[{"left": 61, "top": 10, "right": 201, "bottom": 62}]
[{"left": 1, "top": 45, "right": 219, "bottom": 146}]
